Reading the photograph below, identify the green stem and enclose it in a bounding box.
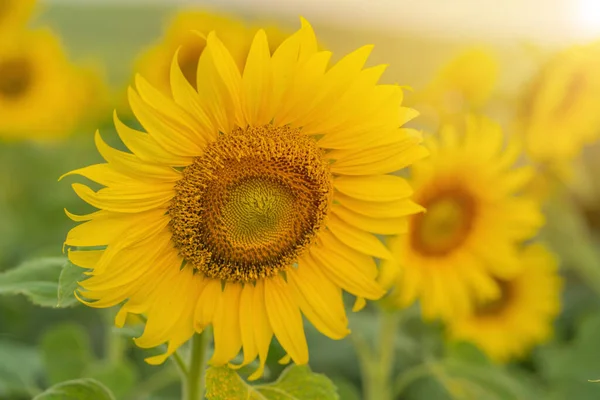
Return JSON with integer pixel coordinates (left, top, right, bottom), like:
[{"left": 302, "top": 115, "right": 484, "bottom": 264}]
[
  {"left": 354, "top": 310, "right": 401, "bottom": 400},
  {"left": 183, "top": 331, "right": 210, "bottom": 400},
  {"left": 393, "top": 363, "right": 435, "bottom": 397}
]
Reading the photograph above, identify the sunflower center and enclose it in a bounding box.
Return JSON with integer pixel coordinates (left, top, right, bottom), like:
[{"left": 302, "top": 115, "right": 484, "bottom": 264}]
[
  {"left": 411, "top": 188, "right": 476, "bottom": 256},
  {"left": 169, "top": 124, "right": 332, "bottom": 283},
  {"left": 474, "top": 279, "right": 513, "bottom": 317},
  {"left": 0, "top": 57, "right": 32, "bottom": 99}
]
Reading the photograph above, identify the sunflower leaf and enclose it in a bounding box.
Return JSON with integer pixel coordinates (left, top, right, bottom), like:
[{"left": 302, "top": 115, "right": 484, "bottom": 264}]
[
  {"left": 57, "top": 260, "right": 87, "bottom": 308},
  {"left": 0, "top": 257, "right": 66, "bottom": 307},
  {"left": 205, "top": 365, "right": 339, "bottom": 400},
  {"left": 32, "top": 378, "right": 115, "bottom": 400},
  {"left": 40, "top": 323, "right": 94, "bottom": 385}
]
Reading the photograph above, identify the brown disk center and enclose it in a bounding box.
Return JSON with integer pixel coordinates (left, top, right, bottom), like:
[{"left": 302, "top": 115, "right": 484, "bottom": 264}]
[
  {"left": 169, "top": 125, "right": 332, "bottom": 283},
  {"left": 410, "top": 186, "right": 477, "bottom": 257},
  {"left": 0, "top": 57, "right": 32, "bottom": 100}
]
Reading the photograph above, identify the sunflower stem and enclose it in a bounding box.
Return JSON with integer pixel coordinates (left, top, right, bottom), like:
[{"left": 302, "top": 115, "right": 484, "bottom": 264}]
[
  {"left": 355, "top": 309, "right": 401, "bottom": 400},
  {"left": 183, "top": 331, "right": 209, "bottom": 400}
]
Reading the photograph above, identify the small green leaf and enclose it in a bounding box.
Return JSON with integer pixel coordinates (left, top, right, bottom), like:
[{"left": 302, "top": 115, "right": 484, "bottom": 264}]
[
  {"left": 0, "top": 340, "right": 43, "bottom": 397},
  {"left": 32, "top": 378, "right": 115, "bottom": 400},
  {"left": 0, "top": 257, "right": 66, "bottom": 307},
  {"left": 205, "top": 365, "right": 339, "bottom": 400},
  {"left": 40, "top": 323, "right": 93, "bottom": 385},
  {"left": 57, "top": 260, "right": 87, "bottom": 307},
  {"left": 87, "top": 361, "right": 138, "bottom": 399}
]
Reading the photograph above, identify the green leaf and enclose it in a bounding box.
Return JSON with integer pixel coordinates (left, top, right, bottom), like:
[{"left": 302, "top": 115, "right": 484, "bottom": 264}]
[
  {"left": 0, "top": 257, "right": 66, "bottom": 307},
  {"left": 40, "top": 323, "right": 94, "bottom": 385},
  {"left": 57, "top": 260, "right": 87, "bottom": 307},
  {"left": 32, "top": 378, "right": 115, "bottom": 400},
  {"left": 87, "top": 361, "right": 138, "bottom": 399},
  {"left": 0, "top": 340, "right": 43, "bottom": 397},
  {"left": 205, "top": 365, "right": 339, "bottom": 400}
]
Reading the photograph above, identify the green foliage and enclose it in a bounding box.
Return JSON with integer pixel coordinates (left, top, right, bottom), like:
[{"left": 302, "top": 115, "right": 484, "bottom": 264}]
[
  {"left": 205, "top": 365, "right": 339, "bottom": 400},
  {"left": 40, "top": 323, "right": 94, "bottom": 385},
  {"left": 0, "top": 340, "right": 43, "bottom": 397},
  {"left": 0, "top": 257, "right": 66, "bottom": 307},
  {"left": 535, "top": 313, "right": 600, "bottom": 399},
  {"left": 87, "top": 361, "right": 138, "bottom": 399},
  {"left": 57, "top": 260, "right": 87, "bottom": 308},
  {"left": 32, "top": 378, "right": 115, "bottom": 400}
]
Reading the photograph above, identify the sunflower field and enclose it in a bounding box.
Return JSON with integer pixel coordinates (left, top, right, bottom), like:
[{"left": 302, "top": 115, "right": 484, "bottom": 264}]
[{"left": 1, "top": 1, "right": 600, "bottom": 399}]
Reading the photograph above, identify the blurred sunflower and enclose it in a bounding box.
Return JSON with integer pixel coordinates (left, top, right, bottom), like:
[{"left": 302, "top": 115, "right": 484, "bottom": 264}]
[
  {"left": 0, "top": 0, "right": 36, "bottom": 33},
  {"left": 516, "top": 41, "right": 600, "bottom": 172},
  {"left": 135, "top": 10, "right": 288, "bottom": 97},
  {"left": 63, "top": 19, "right": 426, "bottom": 378},
  {"left": 382, "top": 115, "right": 543, "bottom": 320},
  {"left": 0, "top": 28, "right": 104, "bottom": 140},
  {"left": 414, "top": 48, "right": 498, "bottom": 124},
  {"left": 447, "top": 244, "right": 562, "bottom": 363}
]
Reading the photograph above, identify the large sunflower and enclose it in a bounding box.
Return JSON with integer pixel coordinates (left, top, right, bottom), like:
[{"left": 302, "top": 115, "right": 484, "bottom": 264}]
[
  {"left": 516, "top": 41, "right": 600, "bottom": 169},
  {"left": 447, "top": 244, "right": 562, "bottom": 363},
  {"left": 0, "top": 28, "right": 101, "bottom": 139},
  {"left": 63, "top": 19, "right": 427, "bottom": 378},
  {"left": 135, "top": 10, "right": 288, "bottom": 97},
  {"left": 382, "top": 115, "right": 544, "bottom": 320}
]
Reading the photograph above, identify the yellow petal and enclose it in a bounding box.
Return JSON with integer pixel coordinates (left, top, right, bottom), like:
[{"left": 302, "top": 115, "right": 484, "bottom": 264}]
[
  {"left": 327, "top": 214, "right": 393, "bottom": 260},
  {"left": 264, "top": 275, "right": 308, "bottom": 365},
  {"left": 332, "top": 204, "right": 409, "bottom": 235},
  {"left": 311, "top": 230, "right": 385, "bottom": 299},
  {"left": 114, "top": 111, "right": 192, "bottom": 167},
  {"left": 169, "top": 49, "right": 217, "bottom": 142},
  {"left": 242, "top": 29, "right": 272, "bottom": 126},
  {"left": 236, "top": 283, "right": 258, "bottom": 367},
  {"left": 205, "top": 32, "right": 243, "bottom": 127},
  {"left": 334, "top": 175, "right": 413, "bottom": 202},
  {"left": 329, "top": 133, "right": 427, "bottom": 175},
  {"left": 194, "top": 279, "right": 222, "bottom": 332},
  {"left": 288, "top": 256, "right": 349, "bottom": 339},
  {"left": 67, "top": 249, "right": 103, "bottom": 269},
  {"left": 248, "top": 280, "right": 273, "bottom": 381},
  {"left": 211, "top": 282, "right": 243, "bottom": 365},
  {"left": 334, "top": 193, "right": 425, "bottom": 219},
  {"left": 352, "top": 297, "right": 367, "bottom": 312},
  {"left": 128, "top": 87, "right": 203, "bottom": 157},
  {"left": 71, "top": 183, "right": 172, "bottom": 214}
]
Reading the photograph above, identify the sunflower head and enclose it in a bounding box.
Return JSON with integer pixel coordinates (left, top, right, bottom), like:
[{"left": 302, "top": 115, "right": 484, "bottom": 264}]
[
  {"left": 0, "top": 28, "right": 105, "bottom": 140},
  {"left": 415, "top": 48, "right": 498, "bottom": 122},
  {"left": 516, "top": 41, "right": 600, "bottom": 167},
  {"left": 447, "top": 244, "right": 562, "bottom": 363},
  {"left": 63, "top": 18, "right": 426, "bottom": 378},
  {"left": 382, "top": 115, "right": 544, "bottom": 320}
]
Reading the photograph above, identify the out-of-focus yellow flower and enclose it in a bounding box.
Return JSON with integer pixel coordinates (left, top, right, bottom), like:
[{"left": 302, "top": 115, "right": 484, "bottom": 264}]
[
  {"left": 135, "top": 10, "right": 289, "bottom": 97},
  {"left": 382, "top": 115, "right": 543, "bottom": 320},
  {"left": 516, "top": 41, "right": 600, "bottom": 170},
  {"left": 415, "top": 48, "right": 498, "bottom": 121},
  {"left": 0, "top": 28, "right": 106, "bottom": 140},
  {"left": 63, "top": 19, "right": 426, "bottom": 378},
  {"left": 0, "top": 0, "right": 36, "bottom": 33},
  {"left": 447, "top": 244, "right": 562, "bottom": 363}
]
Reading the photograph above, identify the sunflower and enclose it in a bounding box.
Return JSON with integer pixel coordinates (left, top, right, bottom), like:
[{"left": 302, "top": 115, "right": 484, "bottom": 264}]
[
  {"left": 0, "top": 0, "right": 36, "bottom": 33},
  {"left": 135, "top": 10, "right": 288, "bottom": 97},
  {"left": 447, "top": 244, "right": 562, "bottom": 363},
  {"left": 516, "top": 41, "right": 600, "bottom": 169},
  {"left": 414, "top": 48, "right": 498, "bottom": 124},
  {"left": 382, "top": 115, "right": 544, "bottom": 320},
  {"left": 0, "top": 28, "right": 102, "bottom": 140},
  {"left": 62, "top": 19, "right": 427, "bottom": 378}
]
